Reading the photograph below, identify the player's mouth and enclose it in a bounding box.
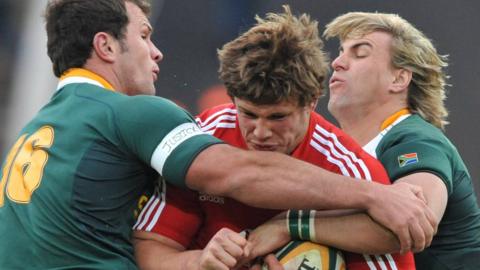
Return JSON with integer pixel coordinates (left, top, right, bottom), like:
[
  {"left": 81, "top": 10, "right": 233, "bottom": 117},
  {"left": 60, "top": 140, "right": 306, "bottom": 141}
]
[
  {"left": 251, "top": 143, "right": 277, "bottom": 151},
  {"left": 329, "top": 75, "right": 345, "bottom": 88},
  {"left": 152, "top": 67, "right": 160, "bottom": 81}
]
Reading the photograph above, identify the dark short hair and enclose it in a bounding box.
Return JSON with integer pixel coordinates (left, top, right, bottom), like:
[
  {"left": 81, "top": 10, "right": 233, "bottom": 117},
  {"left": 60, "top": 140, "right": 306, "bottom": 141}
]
[{"left": 45, "top": 0, "right": 151, "bottom": 77}]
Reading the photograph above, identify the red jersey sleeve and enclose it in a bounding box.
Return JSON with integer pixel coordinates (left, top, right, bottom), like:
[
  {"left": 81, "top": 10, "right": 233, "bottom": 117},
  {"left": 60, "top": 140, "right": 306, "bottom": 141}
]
[
  {"left": 346, "top": 252, "right": 416, "bottom": 270},
  {"left": 133, "top": 184, "right": 202, "bottom": 248}
]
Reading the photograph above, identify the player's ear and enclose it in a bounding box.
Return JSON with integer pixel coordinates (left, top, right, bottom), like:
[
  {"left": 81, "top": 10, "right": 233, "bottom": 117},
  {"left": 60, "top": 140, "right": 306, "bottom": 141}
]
[
  {"left": 390, "top": 68, "right": 412, "bottom": 93},
  {"left": 308, "top": 99, "right": 318, "bottom": 112},
  {"left": 92, "top": 32, "right": 118, "bottom": 63}
]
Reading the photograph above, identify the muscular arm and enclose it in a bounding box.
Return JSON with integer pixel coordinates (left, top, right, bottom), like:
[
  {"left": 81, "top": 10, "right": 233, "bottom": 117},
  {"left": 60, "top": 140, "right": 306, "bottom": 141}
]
[
  {"left": 395, "top": 172, "right": 448, "bottom": 239},
  {"left": 189, "top": 144, "right": 394, "bottom": 210},
  {"left": 246, "top": 210, "right": 400, "bottom": 258},
  {"left": 247, "top": 172, "right": 446, "bottom": 257},
  {"left": 133, "top": 231, "right": 198, "bottom": 270},
  {"left": 396, "top": 172, "right": 448, "bottom": 220},
  {"left": 308, "top": 211, "right": 399, "bottom": 254},
  {"left": 133, "top": 229, "right": 247, "bottom": 270},
  {"left": 186, "top": 144, "right": 437, "bottom": 252},
  {"left": 314, "top": 172, "right": 446, "bottom": 253}
]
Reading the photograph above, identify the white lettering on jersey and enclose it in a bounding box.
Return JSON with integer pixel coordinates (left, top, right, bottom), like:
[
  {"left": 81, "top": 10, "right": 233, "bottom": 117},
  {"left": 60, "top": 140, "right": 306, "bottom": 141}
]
[
  {"left": 151, "top": 122, "right": 204, "bottom": 175},
  {"left": 198, "top": 193, "right": 225, "bottom": 204}
]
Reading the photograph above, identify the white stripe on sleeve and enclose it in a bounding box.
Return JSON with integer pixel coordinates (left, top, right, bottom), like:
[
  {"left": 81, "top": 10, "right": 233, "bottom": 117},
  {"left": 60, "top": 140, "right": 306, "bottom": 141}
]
[{"left": 150, "top": 122, "right": 204, "bottom": 175}]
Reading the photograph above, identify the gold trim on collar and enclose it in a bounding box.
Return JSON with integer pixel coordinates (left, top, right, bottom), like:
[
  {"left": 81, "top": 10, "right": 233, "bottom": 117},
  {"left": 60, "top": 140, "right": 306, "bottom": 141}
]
[
  {"left": 60, "top": 68, "right": 115, "bottom": 91},
  {"left": 380, "top": 109, "right": 410, "bottom": 130}
]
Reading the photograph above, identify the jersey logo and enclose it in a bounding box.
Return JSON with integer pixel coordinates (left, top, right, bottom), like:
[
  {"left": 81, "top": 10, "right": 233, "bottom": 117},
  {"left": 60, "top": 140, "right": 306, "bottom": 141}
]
[
  {"left": 198, "top": 193, "right": 225, "bottom": 204},
  {"left": 151, "top": 123, "right": 203, "bottom": 174},
  {"left": 398, "top": 153, "right": 419, "bottom": 167}
]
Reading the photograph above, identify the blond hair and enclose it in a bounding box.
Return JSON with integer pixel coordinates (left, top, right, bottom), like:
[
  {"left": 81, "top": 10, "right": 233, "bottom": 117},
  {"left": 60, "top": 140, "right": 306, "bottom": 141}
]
[
  {"left": 218, "top": 5, "right": 329, "bottom": 107},
  {"left": 324, "top": 12, "right": 449, "bottom": 129}
]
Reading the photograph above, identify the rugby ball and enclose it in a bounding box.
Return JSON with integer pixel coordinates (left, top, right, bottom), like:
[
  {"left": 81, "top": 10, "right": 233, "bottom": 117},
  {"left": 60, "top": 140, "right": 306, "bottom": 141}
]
[{"left": 262, "top": 241, "right": 345, "bottom": 270}]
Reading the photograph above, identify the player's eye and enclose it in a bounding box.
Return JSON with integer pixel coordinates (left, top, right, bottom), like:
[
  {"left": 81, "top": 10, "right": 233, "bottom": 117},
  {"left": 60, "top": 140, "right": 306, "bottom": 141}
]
[
  {"left": 268, "top": 114, "right": 286, "bottom": 120},
  {"left": 242, "top": 112, "right": 257, "bottom": 119},
  {"left": 354, "top": 45, "right": 371, "bottom": 58}
]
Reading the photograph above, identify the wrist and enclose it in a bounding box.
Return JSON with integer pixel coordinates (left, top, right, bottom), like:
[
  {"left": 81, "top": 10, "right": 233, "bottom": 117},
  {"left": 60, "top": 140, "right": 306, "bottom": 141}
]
[
  {"left": 357, "top": 181, "right": 378, "bottom": 211},
  {"left": 287, "top": 210, "right": 316, "bottom": 241},
  {"left": 186, "top": 250, "right": 203, "bottom": 270}
]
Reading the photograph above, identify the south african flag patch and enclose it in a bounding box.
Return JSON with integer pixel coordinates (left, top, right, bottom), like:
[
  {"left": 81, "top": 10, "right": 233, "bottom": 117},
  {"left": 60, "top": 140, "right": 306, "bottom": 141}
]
[{"left": 398, "top": 153, "right": 418, "bottom": 167}]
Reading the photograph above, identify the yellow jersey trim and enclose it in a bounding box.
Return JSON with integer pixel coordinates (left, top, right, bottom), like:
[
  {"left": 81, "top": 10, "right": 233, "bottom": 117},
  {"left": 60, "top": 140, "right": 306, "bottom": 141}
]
[
  {"left": 58, "top": 68, "right": 115, "bottom": 91},
  {"left": 380, "top": 109, "right": 410, "bottom": 130}
]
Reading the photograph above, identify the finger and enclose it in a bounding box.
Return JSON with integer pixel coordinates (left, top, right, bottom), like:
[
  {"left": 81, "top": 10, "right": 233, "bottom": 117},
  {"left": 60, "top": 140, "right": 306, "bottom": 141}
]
[
  {"left": 220, "top": 236, "right": 245, "bottom": 259},
  {"left": 228, "top": 231, "right": 248, "bottom": 247},
  {"left": 412, "top": 194, "right": 437, "bottom": 249},
  {"left": 263, "top": 254, "right": 283, "bottom": 270},
  {"left": 397, "top": 226, "right": 412, "bottom": 255},
  {"left": 419, "top": 209, "right": 436, "bottom": 250},
  {"left": 243, "top": 241, "right": 253, "bottom": 259},
  {"left": 212, "top": 229, "right": 246, "bottom": 261},
  {"left": 249, "top": 264, "right": 262, "bottom": 270},
  {"left": 408, "top": 219, "right": 426, "bottom": 253},
  {"left": 247, "top": 256, "right": 265, "bottom": 270},
  {"left": 425, "top": 206, "right": 439, "bottom": 235},
  {"left": 213, "top": 249, "right": 238, "bottom": 269},
  {"left": 222, "top": 242, "right": 245, "bottom": 261},
  {"left": 200, "top": 253, "right": 230, "bottom": 270}
]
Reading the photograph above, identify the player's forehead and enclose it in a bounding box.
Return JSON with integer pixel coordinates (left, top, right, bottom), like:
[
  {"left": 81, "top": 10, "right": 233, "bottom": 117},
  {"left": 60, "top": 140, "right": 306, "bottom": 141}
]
[
  {"left": 340, "top": 31, "right": 393, "bottom": 52},
  {"left": 234, "top": 97, "right": 301, "bottom": 115},
  {"left": 126, "top": 2, "right": 152, "bottom": 30}
]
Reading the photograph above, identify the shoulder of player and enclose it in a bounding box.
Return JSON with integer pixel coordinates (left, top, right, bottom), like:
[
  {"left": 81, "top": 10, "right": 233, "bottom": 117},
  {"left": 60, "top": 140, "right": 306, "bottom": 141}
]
[
  {"left": 306, "top": 122, "right": 370, "bottom": 161},
  {"left": 110, "top": 95, "right": 189, "bottom": 119},
  {"left": 67, "top": 85, "right": 181, "bottom": 116},
  {"left": 195, "top": 103, "right": 237, "bottom": 133},
  {"left": 306, "top": 113, "right": 385, "bottom": 180},
  {"left": 103, "top": 95, "right": 200, "bottom": 144},
  {"left": 309, "top": 112, "right": 363, "bottom": 151},
  {"left": 384, "top": 114, "right": 451, "bottom": 148}
]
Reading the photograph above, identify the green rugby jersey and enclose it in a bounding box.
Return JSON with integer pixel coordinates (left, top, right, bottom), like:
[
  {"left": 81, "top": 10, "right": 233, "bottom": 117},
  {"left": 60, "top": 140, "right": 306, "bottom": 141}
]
[
  {"left": 371, "top": 114, "right": 480, "bottom": 270},
  {"left": 0, "top": 69, "right": 222, "bottom": 269}
]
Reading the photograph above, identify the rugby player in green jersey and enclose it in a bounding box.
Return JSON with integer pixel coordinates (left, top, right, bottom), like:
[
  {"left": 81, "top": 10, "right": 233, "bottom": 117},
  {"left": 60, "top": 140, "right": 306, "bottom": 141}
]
[
  {"left": 246, "top": 12, "right": 480, "bottom": 270},
  {"left": 324, "top": 12, "right": 480, "bottom": 269},
  {"left": 0, "top": 1, "right": 437, "bottom": 269}
]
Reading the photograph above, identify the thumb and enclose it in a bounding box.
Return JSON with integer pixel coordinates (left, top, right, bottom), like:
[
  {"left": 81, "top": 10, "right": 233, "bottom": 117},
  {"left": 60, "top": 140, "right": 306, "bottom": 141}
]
[
  {"left": 263, "top": 254, "right": 283, "bottom": 270},
  {"left": 249, "top": 265, "right": 262, "bottom": 270}
]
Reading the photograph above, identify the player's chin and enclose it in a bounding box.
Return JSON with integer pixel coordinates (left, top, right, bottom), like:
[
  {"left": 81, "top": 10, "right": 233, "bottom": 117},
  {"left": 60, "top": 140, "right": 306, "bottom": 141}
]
[{"left": 143, "top": 85, "right": 156, "bottom": 96}]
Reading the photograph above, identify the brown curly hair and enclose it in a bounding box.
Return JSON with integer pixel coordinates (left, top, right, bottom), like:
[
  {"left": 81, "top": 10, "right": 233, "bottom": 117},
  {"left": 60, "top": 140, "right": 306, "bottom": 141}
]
[{"left": 218, "top": 5, "right": 329, "bottom": 107}]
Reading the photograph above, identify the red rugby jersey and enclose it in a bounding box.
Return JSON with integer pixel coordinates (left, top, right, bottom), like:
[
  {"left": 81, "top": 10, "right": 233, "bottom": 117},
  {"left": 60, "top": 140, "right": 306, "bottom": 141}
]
[{"left": 134, "top": 103, "right": 415, "bottom": 270}]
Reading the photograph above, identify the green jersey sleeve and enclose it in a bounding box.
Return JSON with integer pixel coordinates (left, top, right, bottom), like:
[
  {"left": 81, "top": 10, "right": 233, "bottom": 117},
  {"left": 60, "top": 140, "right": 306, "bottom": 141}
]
[
  {"left": 377, "top": 133, "right": 454, "bottom": 195},
  {"left": 114, "top": 95, "right": 223, "bottom": 187}
]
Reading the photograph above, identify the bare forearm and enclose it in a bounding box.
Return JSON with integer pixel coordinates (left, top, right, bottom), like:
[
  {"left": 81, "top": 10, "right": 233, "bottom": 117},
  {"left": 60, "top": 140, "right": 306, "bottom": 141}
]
[
  {"left": 133, "top": 236, "right": 200, "bottom": 270},
  {"left": 312, "top": 212, "right": 400, "bottom": 254},
  {"left": 248, "top": 210, "right": 399, "bottom": 260},
  {"left": 187, "top": 144, "right": 375, "bottom": 210},
  {"left": 188, "top": 144, "right": 437, "bottom": 253}
]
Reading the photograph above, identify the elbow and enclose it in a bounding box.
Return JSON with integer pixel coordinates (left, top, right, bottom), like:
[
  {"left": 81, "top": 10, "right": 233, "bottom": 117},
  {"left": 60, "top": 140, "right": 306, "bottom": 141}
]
[
  {"left": 185, "top": 144, "right": 252, "bottom": 197},
  {"left": 365, "top": 241, "right": 400, "bottom": 255},
  {"left": 185, "top": 164, "right": 245, "bottom": 197},
  {"left": 196, "top": 172, "right": 245, "bottom": 198},
  {"left": 362, "top": 232, "right": 401, "bottom": 255}
]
